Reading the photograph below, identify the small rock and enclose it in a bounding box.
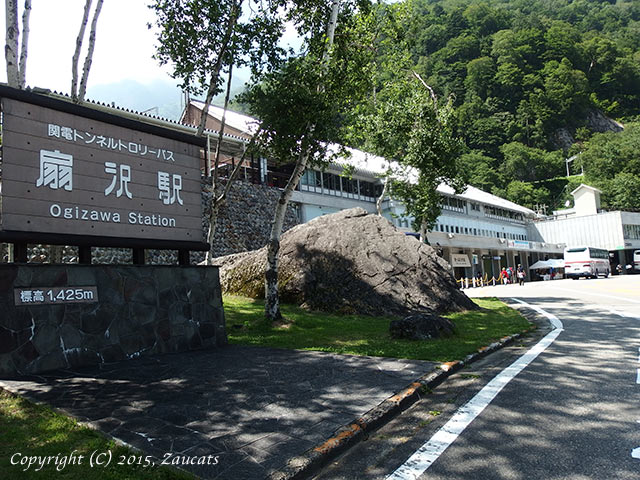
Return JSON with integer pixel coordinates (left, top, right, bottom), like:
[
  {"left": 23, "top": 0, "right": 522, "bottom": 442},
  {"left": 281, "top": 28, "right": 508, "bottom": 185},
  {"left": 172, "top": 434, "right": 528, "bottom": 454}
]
[{"left": 389, "top": 313, "right": 455, "bottom": 340}]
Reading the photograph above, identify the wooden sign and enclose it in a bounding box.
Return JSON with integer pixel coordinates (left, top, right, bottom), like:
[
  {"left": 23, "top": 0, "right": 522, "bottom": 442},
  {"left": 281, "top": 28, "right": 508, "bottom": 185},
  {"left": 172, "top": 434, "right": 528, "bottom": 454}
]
[{"left": 0, "top": 97, "right": 204, "bottom": 245}]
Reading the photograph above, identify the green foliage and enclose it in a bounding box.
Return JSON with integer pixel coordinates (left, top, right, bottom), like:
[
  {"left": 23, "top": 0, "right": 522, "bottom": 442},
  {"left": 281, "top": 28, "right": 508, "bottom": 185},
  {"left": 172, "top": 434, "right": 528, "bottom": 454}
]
[
  {"left": 149, "top": 0, "right": 286, "bottom": 98},
  {"left": 0, "top": 391, "right": 193, "bottom": 479},
  {"left": 240, "top": 1, "right": 375, "bottom": 168},
  {"left": 500, "top": 142, "right": 564, "bottom": 182},
  {"left": 579, "top": 122, "right": 640, "bottom": 209},
  {"left": 350, "top": 0, "right": 640, "bottom": 211},
  {"left": 347, "top": 3, "right": 467, "bottom": 230},
  {"left": 607, "top": 172, "right": 640, "bottom": 211},
  {"left": 502, "top": 180, "right": 551, "bottom": 210},
  {"left": 224, "top": 296, "right": 532, "bottom": 362},
  {"left": 458, "top": 150, "right": 502, "bottom": 191},
  {"left": 372, "top": 78, "right": 466, "bottom": 229}
]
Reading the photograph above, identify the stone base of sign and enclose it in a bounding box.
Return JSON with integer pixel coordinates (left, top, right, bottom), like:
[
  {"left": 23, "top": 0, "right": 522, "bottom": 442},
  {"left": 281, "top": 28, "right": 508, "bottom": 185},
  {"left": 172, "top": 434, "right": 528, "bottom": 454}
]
[{"left": 0, "top": 264, "right": 226, "bottom": 378}]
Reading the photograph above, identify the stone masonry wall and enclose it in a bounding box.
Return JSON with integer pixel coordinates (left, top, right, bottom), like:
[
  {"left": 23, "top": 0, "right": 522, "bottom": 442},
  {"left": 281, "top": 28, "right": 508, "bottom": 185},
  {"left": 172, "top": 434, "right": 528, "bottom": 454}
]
[
  {"left": 0, "top": 264, "right": 226, "bottom": 378},
  {"left": 201, "top": 179, "right": 300, "bottom": 260}
]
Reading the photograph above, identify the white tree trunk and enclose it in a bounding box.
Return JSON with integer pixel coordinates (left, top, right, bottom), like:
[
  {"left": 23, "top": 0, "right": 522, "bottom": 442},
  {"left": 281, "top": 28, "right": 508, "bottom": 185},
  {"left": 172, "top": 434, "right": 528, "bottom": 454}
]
[
  {"left": 71, "top": 0, "right": 92, "bottom": 101},
  {"left": 77, "top": 0, "right": 103, "bottom": 103},
  {"left": 376, "top": 176, "right": 389, "bottom": 216},
  {"left": 264, "top": 151, "right": 309, "bottom": 320},
  {"left": 419, "top": 218, "right": 429, "bottom": 244},
  {"left": 17, "top": 0, "right": 31, "bottom": 88},
  {"left": 196, "top": 0, "right": 242, "bottom": 137},
  {"left": 5, "top": 0, "right": 20, "bottom": 88},
  {"left": 264, "top": 0, "right": 342, "bottom": 321},
  {"left": 325, "top": 0, "right": 341, "bottom": 50},
  {"left": 205, "top": 63, "right": 234, "bottom": 266}
]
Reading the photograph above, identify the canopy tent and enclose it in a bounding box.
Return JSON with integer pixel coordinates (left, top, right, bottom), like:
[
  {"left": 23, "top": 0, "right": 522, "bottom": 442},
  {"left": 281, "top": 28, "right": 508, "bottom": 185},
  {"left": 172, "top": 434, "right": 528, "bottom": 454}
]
[{"left": 529, "top": 259, "right": 565, "bottom": 270}]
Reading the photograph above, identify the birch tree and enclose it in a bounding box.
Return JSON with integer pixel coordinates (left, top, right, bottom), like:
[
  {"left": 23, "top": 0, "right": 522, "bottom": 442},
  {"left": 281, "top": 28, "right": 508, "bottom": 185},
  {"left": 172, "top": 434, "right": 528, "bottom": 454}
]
[
  {"left": 151, "top": 0, "right": 287, "bottom": 263},
  {"left": 70, "top": 0, "right": 103, "bottom": 103},
  {"left": 353, "top": 3, "right": 465, "bottom": 243},
  {"left": 365, "top": 71, "right": 466, "bottom": 243},
  {"left": 5, "top": 0, "right": 31, "bottom": 88},
  {"left": 150, "top": 0, "right": 285, "bottom": 136},
  {"left": 242, "top": 0, "right": 375, "bottom": 321}
]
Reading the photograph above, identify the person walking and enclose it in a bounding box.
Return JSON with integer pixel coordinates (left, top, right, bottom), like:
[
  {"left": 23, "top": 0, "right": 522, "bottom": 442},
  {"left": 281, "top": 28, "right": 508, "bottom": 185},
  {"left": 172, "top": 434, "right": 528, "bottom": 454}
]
[{"left": 517, "top": 264, "right": 526, "bottom": 286}]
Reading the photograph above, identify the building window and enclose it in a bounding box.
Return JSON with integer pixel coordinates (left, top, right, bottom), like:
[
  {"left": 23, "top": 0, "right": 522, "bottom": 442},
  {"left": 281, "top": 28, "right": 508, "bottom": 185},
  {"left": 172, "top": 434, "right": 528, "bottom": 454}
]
[
  {"left": 484, "top": 205, "right": 525, "bottom": 223},
  {"left": 323, "top": 172, "right": 340, "bottom": 194},
  {"left": 301, "top": 169, "right": 322, "bottom": 192},
  {"left": 623, "top": 224, "right": 640, "bottom": 240},
  {"left": 360, "top": 180, "right": 375, "bottom": 200},
  {"left": 440, "top": 195, "right": 466, "bottom": 212}
]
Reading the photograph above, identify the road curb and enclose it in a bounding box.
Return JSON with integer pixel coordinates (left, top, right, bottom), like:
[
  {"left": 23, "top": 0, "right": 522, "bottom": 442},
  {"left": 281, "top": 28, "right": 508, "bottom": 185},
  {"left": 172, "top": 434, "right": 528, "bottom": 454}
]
[{"left": 269, "top": 324, "right": 536, "bottom": 480}]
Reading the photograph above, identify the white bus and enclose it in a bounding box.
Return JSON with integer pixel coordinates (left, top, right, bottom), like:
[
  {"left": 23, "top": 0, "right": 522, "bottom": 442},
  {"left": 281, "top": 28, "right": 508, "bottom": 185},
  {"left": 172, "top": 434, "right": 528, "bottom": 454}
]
[
  {"left": 564, "top": 246, "right": 610, "bottom": 279},
  {"left": 634, "top": 250, "right": 640, "bottom": 273}
]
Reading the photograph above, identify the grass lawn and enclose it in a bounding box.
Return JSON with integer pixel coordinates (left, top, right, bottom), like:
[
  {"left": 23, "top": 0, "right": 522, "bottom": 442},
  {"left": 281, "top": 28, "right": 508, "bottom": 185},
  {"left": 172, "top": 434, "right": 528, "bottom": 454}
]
[
  {"left": 0, "top": 390, "right": 194, "bottom": 479},
  {"left": 225, "top": 296, "right": 534, "bottom": 363}
]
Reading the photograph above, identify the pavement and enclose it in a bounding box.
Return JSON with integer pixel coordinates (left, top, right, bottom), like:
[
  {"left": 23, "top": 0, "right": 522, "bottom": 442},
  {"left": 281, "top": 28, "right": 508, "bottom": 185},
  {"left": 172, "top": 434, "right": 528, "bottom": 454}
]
[{"left": 0, "top": 345, "right": 443, "bottom": 479}]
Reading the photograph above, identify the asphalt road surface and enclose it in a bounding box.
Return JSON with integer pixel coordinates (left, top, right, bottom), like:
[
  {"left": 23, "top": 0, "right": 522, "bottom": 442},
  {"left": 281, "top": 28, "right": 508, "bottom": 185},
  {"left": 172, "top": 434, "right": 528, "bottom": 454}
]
[{"left": 314, "top": 275, "right": 640, "bottom": 480}]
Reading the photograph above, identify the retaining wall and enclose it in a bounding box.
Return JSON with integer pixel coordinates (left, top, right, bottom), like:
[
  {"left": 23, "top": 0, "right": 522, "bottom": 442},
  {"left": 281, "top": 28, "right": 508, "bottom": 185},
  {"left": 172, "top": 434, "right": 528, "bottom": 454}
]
[{"left": 0, "top": 264, "right": 226, "bottom": 378}]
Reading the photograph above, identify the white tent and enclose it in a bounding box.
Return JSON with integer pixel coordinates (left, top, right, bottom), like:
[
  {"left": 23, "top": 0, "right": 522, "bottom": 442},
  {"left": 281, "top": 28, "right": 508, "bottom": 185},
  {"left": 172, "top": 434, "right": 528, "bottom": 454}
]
[{"left": 529, "top": 259, "right": 565, "bottom": 270}]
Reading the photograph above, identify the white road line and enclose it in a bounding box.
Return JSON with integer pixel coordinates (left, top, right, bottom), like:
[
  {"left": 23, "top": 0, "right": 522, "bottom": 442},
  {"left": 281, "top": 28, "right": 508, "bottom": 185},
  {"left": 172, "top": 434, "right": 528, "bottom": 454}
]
[
  {"left": 607, "top": 308, "right": 640, "bottom": 320},
  {"left": 386, "top": 299, "right": 564, "bottom": 480},
  {"left": 552, "top": 287, "right": 640, "bottom": 304}
]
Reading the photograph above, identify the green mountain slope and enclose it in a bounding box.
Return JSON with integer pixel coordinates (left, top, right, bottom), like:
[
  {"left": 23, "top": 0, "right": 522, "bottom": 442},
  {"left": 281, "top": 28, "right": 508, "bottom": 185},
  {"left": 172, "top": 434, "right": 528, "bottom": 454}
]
[{"left": 362, "top": 0, "right": 640, "bottom": 211}]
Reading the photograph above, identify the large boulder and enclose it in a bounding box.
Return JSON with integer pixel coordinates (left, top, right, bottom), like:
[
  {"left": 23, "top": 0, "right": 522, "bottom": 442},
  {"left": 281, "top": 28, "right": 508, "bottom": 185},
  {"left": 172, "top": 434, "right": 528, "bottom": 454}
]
[{"left": 214, "top": 208, "right": 477, "bottom": 317}]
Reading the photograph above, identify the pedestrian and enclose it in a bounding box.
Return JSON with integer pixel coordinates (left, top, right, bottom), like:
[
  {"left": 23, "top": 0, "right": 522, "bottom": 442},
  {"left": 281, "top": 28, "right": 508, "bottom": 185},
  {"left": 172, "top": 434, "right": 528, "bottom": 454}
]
[
  {"left": 517, "top": 264, "right": 525, "bottom": 286},
  {"left": 501, "top": 267, "right": 508, "bottom": 285}
]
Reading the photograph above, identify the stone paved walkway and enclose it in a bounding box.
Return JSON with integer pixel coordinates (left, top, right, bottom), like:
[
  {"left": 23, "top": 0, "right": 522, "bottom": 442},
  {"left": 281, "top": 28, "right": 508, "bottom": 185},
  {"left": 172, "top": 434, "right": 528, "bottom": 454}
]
[{"left": 1, "top": 345, "right": 435, "bottom": 479}]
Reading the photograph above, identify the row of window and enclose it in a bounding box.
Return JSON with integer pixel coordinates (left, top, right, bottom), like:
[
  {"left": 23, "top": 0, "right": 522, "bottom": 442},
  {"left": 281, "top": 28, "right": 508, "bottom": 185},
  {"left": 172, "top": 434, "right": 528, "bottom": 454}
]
[
  {"left": 434, "top": 223, "right": 528, "bottom": 241},
  {"left": 440, "top": 196, "right": 466, "bottom": 212},
  {"left": 484, "top": 205, "right": 525, "bottom": 222},
  {"left": 299, "top": 171, "right": 527, "bottom": 223},
  {"left": 441, "top": 196, "right": 525, "bottom": 223},
  {"left": 623, "top": 224, "right": 640, "bottom": 240},
  {"left": 299, "top": 170, "right": 383, "bottom": 201}
]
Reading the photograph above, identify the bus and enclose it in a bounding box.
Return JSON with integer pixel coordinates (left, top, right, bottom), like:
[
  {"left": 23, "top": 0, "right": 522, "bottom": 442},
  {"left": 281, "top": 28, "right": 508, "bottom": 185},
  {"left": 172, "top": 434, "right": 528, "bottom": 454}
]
[
  {"left": 564, "top": 246, "right": 610, "bottom": 279},
  {"left": 634, "top": 250, "right": 640, "bottom": 273}
]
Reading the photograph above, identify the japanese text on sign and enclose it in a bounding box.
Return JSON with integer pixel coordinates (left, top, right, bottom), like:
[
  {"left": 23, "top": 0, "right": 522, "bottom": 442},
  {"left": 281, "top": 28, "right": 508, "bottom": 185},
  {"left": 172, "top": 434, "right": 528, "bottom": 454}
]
[
  {"left": 14, "top": 287, "right": 99, "bottom": 306},
  {"left": 47, "top": 123, "right": 175, "bottom": 161},
  {"left": 35, "top": 149, "right": 184, "bottom": 207}
]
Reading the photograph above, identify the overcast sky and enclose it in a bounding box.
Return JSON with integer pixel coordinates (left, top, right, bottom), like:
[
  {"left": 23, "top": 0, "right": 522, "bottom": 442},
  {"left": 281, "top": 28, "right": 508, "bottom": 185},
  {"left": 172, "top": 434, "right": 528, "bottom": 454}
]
[{"left": 0, "top": 0, "right": 174, "bottom": 93}]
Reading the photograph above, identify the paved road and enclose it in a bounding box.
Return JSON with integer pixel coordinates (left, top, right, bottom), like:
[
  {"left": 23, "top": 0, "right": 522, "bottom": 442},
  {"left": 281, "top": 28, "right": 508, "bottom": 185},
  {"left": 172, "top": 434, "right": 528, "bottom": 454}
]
[{"left": 315, "top": 275, "right": 640, "bottom": 480}]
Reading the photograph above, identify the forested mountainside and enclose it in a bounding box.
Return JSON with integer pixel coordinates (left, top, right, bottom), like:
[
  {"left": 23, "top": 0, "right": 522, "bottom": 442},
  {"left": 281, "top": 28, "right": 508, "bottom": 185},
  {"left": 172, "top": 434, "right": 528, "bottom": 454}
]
[{"left": 354, "top": 0, "right": 640, "bottom": 212}]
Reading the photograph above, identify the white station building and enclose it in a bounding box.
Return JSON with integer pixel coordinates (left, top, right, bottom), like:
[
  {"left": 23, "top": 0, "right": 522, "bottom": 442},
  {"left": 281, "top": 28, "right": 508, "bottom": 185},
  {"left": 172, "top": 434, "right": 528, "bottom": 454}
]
[
  {"left": 295, "top": 152, "right": 565, "bottom": 281},
  {"left": 533, "top": 184, "right": 640, "bottom": 269},
  {"left": 184, "top": 102, "right": 640, "bottom": 280}
]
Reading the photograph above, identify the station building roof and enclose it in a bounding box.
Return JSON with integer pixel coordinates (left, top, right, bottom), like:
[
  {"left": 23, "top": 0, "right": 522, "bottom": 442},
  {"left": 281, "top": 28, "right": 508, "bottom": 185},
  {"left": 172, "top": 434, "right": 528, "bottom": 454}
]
[{"left": 198, "top": 102, "right": 536, "bottom": 217}]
